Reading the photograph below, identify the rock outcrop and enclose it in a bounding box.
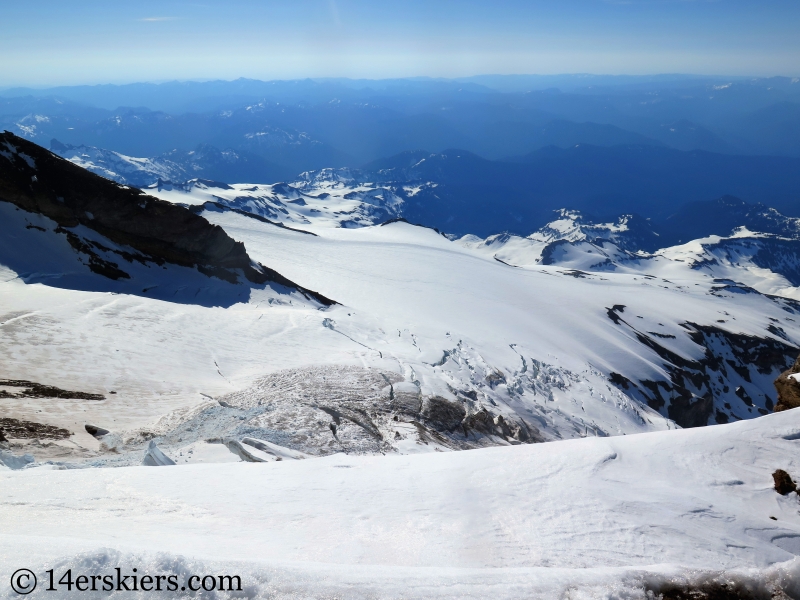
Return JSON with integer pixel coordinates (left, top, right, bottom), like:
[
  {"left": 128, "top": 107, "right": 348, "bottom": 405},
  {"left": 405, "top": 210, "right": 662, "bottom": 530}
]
[
  {"left": 0, "top": 417, "right": 71, "bottom": 440},
  {"left": 420, "top": 396, "right": 466, "bottom": 432},
  {"left": 774, "top": 355, "right": 800, "bottom": 412},
  {"left": 773, "top": 469, "right": 797, "bottom": 495},
  {"left": 0, "top": 379, "right": 104, "bottom": 400}
]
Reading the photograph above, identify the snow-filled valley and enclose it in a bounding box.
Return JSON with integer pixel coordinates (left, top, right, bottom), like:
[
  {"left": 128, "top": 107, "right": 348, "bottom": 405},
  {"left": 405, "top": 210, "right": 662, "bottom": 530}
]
[{"left": 3, "top": 134, "right": 800, "bottom": 598}]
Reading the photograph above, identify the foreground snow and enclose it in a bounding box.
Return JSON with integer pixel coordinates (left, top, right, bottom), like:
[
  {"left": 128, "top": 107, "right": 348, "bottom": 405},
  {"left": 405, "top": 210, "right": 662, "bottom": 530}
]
[{"left": 2, "top": 410, "right": 799, "bottom": 598}]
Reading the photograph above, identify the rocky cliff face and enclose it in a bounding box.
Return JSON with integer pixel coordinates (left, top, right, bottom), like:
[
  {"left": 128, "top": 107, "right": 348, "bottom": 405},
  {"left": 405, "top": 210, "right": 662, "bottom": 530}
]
[
  {"left": 0, "top": 131, "right": 333, "bottom": 304},
  {"left": 774, "top": 355, "right": 800, "bottom": 412}
]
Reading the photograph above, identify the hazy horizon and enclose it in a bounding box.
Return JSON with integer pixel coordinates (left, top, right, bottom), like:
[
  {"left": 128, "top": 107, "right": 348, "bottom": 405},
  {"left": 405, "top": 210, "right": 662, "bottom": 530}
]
[
  {"left": 2, "top": 72, "right": 798, "bottom": 95},
  {"left": 2, "top": 0, "right": 799, "bottom": 87}
]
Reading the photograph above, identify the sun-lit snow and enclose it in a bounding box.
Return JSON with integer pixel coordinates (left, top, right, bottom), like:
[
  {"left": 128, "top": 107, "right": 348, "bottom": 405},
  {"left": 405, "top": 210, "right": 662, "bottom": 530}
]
[
  {"left": 3, "top": 193, "right": 800, "bottom": 466},
  {"left": 53, "top": 143, "right": 186, "bottom": 186},
  {"left": 145, "top": 170, "right": 406, "bottom": 229},
  {"left": 456, "top": 213, "right": 800, "bottom": 301},
  {"left": 1, "top": 410, "right": 799, "bottom": 598},
  {"left": 3, "top": 156, "right": 800, "bottom": 595}
]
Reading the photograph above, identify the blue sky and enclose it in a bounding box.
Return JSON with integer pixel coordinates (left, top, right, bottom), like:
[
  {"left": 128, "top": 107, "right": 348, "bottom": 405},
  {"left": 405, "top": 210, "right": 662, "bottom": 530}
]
[{"left": 2, "top": 0, "right": 799, "bottom": 86}]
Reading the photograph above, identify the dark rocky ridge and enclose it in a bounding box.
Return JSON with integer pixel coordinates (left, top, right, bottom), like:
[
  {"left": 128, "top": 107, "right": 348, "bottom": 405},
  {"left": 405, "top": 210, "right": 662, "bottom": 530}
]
[
  {"left": 0, "top": 131, "right": 334, "bottom": 305},
  {"left": 0, "top": 379, "right": 105, "bottom": 400},
  {"left": 0, "top": 417, "right": 71, "bottom": 440}
]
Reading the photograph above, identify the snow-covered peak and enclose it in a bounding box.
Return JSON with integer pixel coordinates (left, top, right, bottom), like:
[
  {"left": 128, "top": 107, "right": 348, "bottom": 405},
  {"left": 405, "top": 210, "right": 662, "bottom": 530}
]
[
  {"left": 48, "top": 140, "right": 284, "bottom": 189},
  {"left": 50, "top": 140, "right": 186, "bottom": 187},
  {"left": 528, "top": 209, "right": 658, "bottom": 250},
  {"left": 145, "top": 173, "right": 406, "bottom": 230},
  {"left": 457, "top": 213, "right": 800, "bottom": 302},
  {"left": 292, "top": 167, "right": 362, "bottom": 188},
  {"left": 456, "top": 210, "right": 656, "bottom": 269}
]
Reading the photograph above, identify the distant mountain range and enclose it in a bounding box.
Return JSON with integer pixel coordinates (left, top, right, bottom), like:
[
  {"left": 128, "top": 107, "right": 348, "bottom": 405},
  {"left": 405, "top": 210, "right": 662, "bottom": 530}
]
[
  {"left": 458, "top": 205, "right": 800, "bottom": 294},
  {"left": 46, "top": 139, "right": 800, "bottom": 238},
  {"left": 365, "top": 146, "right": 800, "bottom": 235},
  {"left": 50, "top": 139, "right": 287, "bottom": 186},
  {"left": 5, "top": 77, "right": 800, "bottom": 233},
  {"left": 2, "top": 76, "right": 800, "bottom": 177},
  {"left": 37, "top": 132, "right": 800, "bottom": 298}
]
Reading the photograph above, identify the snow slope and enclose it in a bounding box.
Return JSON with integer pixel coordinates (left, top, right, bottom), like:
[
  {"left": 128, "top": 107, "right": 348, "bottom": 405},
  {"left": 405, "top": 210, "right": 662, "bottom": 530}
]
[
  {"left": 205, "top": 213, "right": 799, "bottom": 427},
  {"left": 4, "top": 206, "right": 800, "bottom": 467},
  {"left": 1, "top": 141, "right": 799, "bottom": 456},
  {"left": 1, "top": 410, "right": 799, "bottom": 598}
]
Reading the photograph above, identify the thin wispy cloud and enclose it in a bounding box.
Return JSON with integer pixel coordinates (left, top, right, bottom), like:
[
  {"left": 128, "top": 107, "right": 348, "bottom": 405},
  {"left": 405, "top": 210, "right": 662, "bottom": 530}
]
[{"left": 138, "top": 17, "right": 179, "bottom": 22}]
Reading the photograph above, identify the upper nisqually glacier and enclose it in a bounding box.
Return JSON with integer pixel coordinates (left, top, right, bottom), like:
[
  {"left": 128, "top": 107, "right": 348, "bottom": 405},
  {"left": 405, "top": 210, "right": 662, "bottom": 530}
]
[{"left": 2, "top": 135, "right": 800, "bottom": 599}]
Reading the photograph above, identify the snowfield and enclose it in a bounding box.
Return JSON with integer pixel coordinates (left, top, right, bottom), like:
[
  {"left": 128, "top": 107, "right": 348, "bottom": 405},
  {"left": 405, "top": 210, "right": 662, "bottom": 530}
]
[
  {"left": 202, "top": 211, "right": 800, "bottom": 428},
  {"left": 1, "top": 410, "right": 799, "bottom": 598},
  {"left": 4, "top": 152, "right": 800, "bottom": 596},
  {"left": 2, "top": 206, "right": 800, "bottom": 463}
]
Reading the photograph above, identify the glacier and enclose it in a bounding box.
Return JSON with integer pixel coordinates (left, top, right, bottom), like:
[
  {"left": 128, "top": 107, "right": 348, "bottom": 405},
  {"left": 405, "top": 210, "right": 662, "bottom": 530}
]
[{"left": 3, "top": 137, "right": 800, "bottom": 597}]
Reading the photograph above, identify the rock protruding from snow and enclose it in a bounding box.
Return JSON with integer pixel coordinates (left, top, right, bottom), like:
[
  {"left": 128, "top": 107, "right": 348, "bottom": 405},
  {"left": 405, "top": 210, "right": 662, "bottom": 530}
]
[
  {"left": 141, "top": 440, "right": 175, "bottom": 466},
  {"left": 775, "top": 355, "right": 800, "bottom": 413},
  {"left": 85, "top": 424, "right": 110, "bottom": 438},
  {"left": 773, "top": 469, "right": 797, "bottom": 496},
  {"left": 420, "top": 396, "right": 466, "bottom": 432}
]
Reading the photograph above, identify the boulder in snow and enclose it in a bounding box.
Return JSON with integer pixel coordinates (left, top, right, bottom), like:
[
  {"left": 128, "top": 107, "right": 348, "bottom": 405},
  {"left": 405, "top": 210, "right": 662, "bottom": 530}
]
[
  {"left": 85, "top": 424, "right": 110, "bottom": 438},
  {"left": 774, "top": 355, "right": 800, "bottom": 412},
  {"left": 773, "top": 469, "right": 797, "bottom": 496}
]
